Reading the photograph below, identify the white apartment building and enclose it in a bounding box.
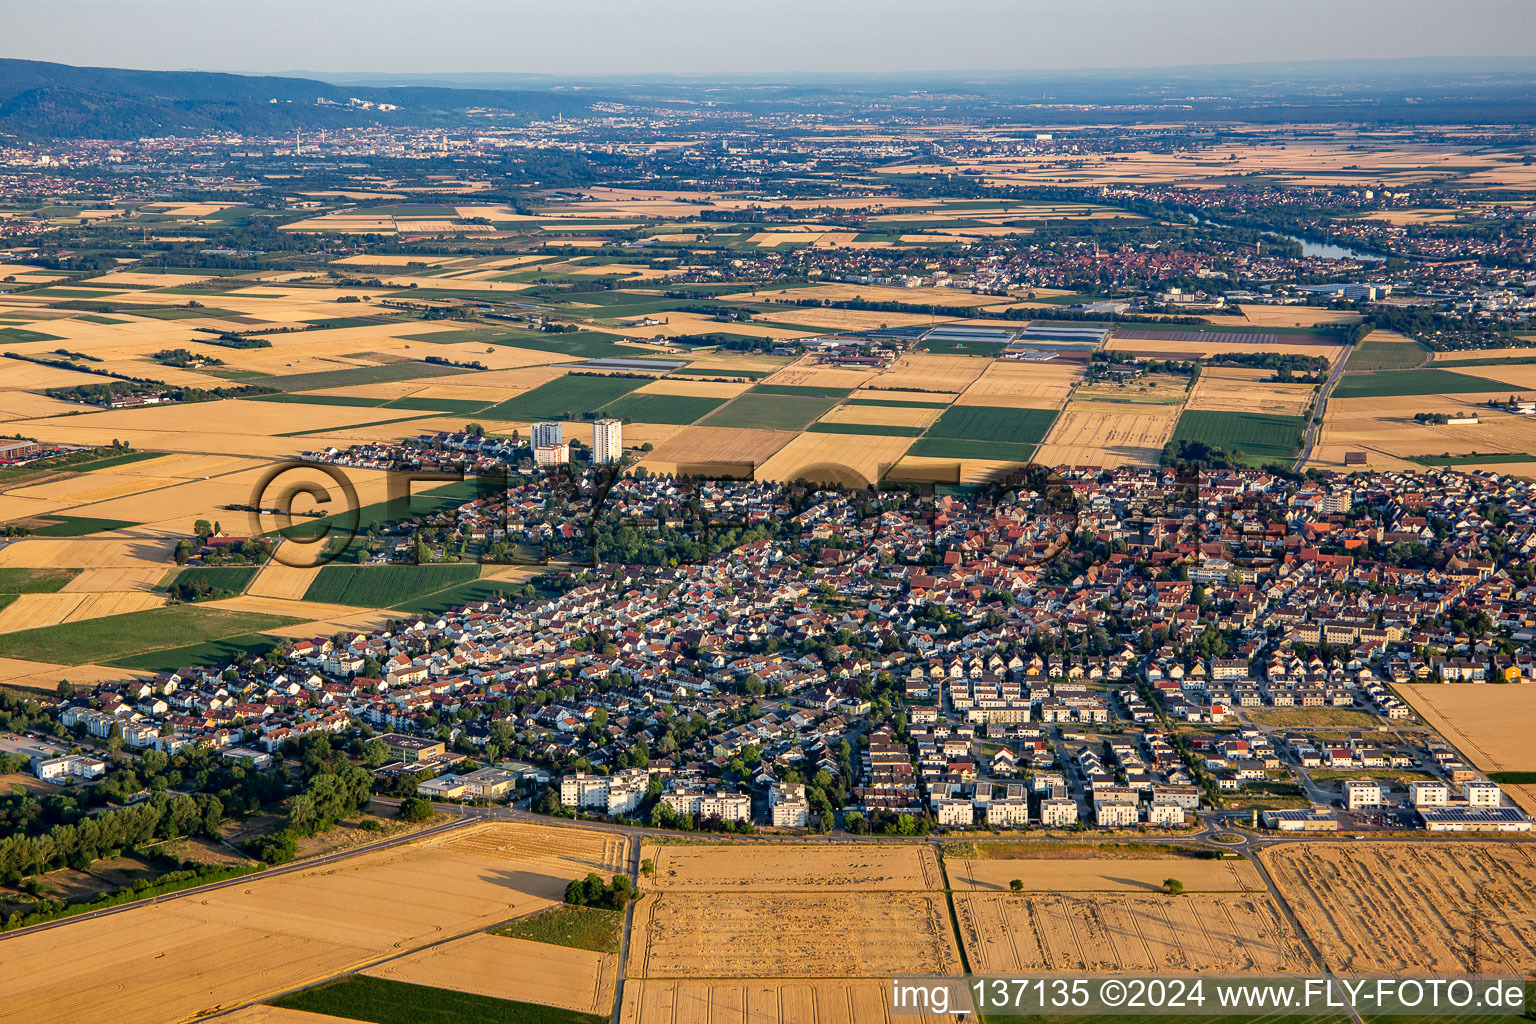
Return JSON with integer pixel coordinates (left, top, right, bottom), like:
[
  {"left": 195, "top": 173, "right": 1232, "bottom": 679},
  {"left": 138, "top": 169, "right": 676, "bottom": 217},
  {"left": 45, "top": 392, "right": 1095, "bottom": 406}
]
[
  {"left": 769, "top": 782, "right": 809, "bottom": 828},
  {"left": 1409, "top": 781, "right": 1450, "bottom": 807},
  {"left": 1344, "top": 779, "right": 1384, "bottom": 810},
  {"left": 592, "top": 417, "right": 622, "bottom": 465},
  {"left": 661, "top": 783, "right": 752, "bottom": 823},
  {"left": 1146, "top": 798, "right": 1185, "bottom": 827},
  {"left": 33, "top": 754, "right": 107, "bottom": 782},
  {"left": 531, "top": 421, "right": 562, "bottom": 449},
  {"left": 1464, "top": 780, "right": 1503, "bottom": 808},
  {"left": 534, "top": 442, "right": 569, "bottom": 467},
  {"left": 1039, "top": 797, "right": 1078, "bottom": 828},
  {"left": 933, "top": 796, "right": 974, "bottom": 826},
  {"left": 1095, "top": 799, "right": 1140, "bottom": 828},
  {"left": 560, "top": 768, "right": 648, "bottom": 815},
  {"left": 985, "top": 798, "right": 1031, "bottom": 827}
]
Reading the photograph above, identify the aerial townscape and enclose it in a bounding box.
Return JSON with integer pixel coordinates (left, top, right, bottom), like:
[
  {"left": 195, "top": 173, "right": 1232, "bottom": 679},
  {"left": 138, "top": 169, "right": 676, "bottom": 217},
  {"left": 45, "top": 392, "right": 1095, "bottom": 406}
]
[{"left": 3, "top": 5, "right": 1536, "bottom": 1023}]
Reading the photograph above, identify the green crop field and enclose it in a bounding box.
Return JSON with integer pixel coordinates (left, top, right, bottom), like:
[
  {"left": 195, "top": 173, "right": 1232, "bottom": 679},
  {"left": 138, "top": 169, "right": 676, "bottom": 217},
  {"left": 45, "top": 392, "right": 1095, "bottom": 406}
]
[
  {"left": 1170, "top": 410, "right": 1307, "bottom": 462},
  {"left": 167, "top": 566, "right": 259, "bottom": 597},
  {"left": 491, "top": 905, "right": 622, "bottom": 953},
  {"left": 807, "top": 421, "right": 926, "bottom": 437},
  {"left": 1332, "top": 368, "right": 1512, "bottom": 399},
  {"left": 0, "top": 567, "right": 81, "bottom": 593},
  {"left": 700, "top": 394, "right": 836, "bottom": 430},
  {"left": 271, "top": 976, "right": 604, "bottom": 1024},
  {"left": 480, "top": 374, "right": 647, "bottom": 421},
  {"left": 906, "top": 438, "right": 1038, "bottom": 460},
  {"left": 599, "top": 392, "right": 726, "bottom": 424},
  {"left": 924, "top": 405, "right": 1058, "bottom": 445},
  {"left": 27, "top": 516, "right": 137, "bottom": 537},
  {"left": 262, "top": 360, "right": 469, "bottom": 393},
  {"left": 1344, "top": 338, "right": 1427, "bottom": 372},
  {"left": 109, "top": 632, "right": 289, "bottom": 672},
  {"left": 1407, "top": 452, "right": 1533, "bottom": 467},
  {"left": 749, "top": 383, "right": 855, "bottom": 399},
  {"left": 250, "top": 393, "right": 387, "bottom": 408},
  {"left": 0, "top": 606, "right": 298, "bottom": 666},
  {"left": 304, "top": 563, "right": 480, "bottom": 607},
  {"left": 389, "top": 577, "right": 527, "bottom": 617}
]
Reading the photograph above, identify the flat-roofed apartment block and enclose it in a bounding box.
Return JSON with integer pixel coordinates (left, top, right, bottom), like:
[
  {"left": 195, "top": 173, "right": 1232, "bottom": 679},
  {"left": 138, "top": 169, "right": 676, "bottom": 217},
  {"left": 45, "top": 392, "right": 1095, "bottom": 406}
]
[
  {"left": 1146, "top": 797, "right": 1185, "bottom": 827},
  {"left": 592, "top": 417, "right": 622, "bottom": 465},
  {"left": 661, "top": 780, "right": 752, "bottom": 822},
  {"left": 380, "top": 733, "right": 446, "bottom": 762},
  {"left": 770, "top": 781, "right": 809, "bottom": 827},
  {"left": 1344, "top": 779, "right": 1384, "bottom": 810},
  {"left": 561, "top": 768, "right": 648, "bottom": 815},
  {"left": 531, "top": 421, "right": 562, "bottom": 448},
  {"left": 1464, "top": 780, "right": 1503, "bottom": 807},
  {"left": 1410, "top": 780, "right": 1450, "bottom": 807},
  {"left": 534, "top": 441, "right": 569, "bottom": 467},
  {"left": 1039, "top": 796, "right": 1078, "bottom": 828}
]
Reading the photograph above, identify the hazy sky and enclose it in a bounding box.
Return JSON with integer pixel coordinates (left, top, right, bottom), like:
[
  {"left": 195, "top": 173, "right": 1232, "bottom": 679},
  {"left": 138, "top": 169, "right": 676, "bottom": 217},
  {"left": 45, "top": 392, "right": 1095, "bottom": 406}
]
[{"left": 5, "top": 0, "right": 1536, "bottom": 76}]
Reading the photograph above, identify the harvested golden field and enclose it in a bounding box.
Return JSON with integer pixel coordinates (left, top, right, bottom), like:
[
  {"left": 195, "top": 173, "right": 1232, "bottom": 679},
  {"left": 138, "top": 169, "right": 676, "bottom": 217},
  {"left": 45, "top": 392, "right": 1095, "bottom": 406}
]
[
  {"left": 4, "top": 470, "right": 182, "bottom": 506},
  {"left": 955, "top": 891, "right": 1309, "bottom": 974},
  {"left": 59, "top": 567, "right": 166, "bottom": 593},
  {"left": 1313, "top": 397, "right": 1536, "bottom": 469},
  {"left": 875, "top": 354, "right": 989, "bottom": 392},
  {"left": 361, "top": 932, "right": 617, "bottom": 1016},
  {"left": 957, "top": 360, "right": 1081, "bottom": 410},
  {"left": 1074, "top": 373, "right": 1191, "bottom": 406},
  {"left": 213, "top": 1007, "right": 354, "bottom": 1024},
  {"left": 1449, "top": 364, "right": 1536, "bottom": 390},
  {"left": 0, "top": 359, "right": 107, "bottom": 389},
  {"left": 51, "top": 465, "right": 399, "bottom": 539},
  {"left": 1262, "top": 843, "right": 1536, "bottom": 974},
  {"left": 1106, "top": 334, "right": 1345, "bottom": 364},
  {"left": 1188, "top": 367, "right": 1316, "bottom": 416},
  {"left": 767, "top": 306, "right": 942, "bottom": 331},
  {"left": 620, "top": 979, "right": 951, "bottom": 1024},
  {"left": 1236, "top": 305, "right": 1364, "bottom": 328},
  {"left": 628, "top": 892, "right": 961, "bottom": 978},
  {"left": 852, "top": 387, "right": 957, "bottom": 404},
  {"left": 0, "top": 822, "right": 621, "bottom": 1024},
  {"left": 1433, "top": 347, "right": 1536, "bottom": 363},
  {"left": 947, "top": 856, "right": 1261, "bottom": 892},
  {"left": 1035, "top": 401, "right": 1180, "bottom": 468},
  {"left": 643, "top": 843, "right": 942, "bottom": 891},
  {"left": 1395, "top": 684, "right": 1536, "bottom": 773},
  {"left": 0, "top": 535, "right": 176, "bottom": 569},
  {"left": 644, "top": 426, "right": 796, "bottom": 473},
  {"left": 634, "top": 378, "right": 753, "bottom": 399},
  {"left": 755, "top": 432, "right": 914, "bottom": 487},
  {"left": 248, "top": 561, "right": 322, "bottom": 600},
  {"left": 888, "top": 455, "right": 1023, "bottom": 486},
  {"left": 605, "top": 311, "right": 815, "bottom": 341},
  {"left": 817, "top": 403, "right": 939, "bottom": 428},
  {"left": 760, "top": 360, "right": 879, "bottom": 390},
  {"left": 440, "top": 820, "right": 629, "bottom": 876},
  {"left": 756, "top": 282, "right": 1008, "bottom": 309}
]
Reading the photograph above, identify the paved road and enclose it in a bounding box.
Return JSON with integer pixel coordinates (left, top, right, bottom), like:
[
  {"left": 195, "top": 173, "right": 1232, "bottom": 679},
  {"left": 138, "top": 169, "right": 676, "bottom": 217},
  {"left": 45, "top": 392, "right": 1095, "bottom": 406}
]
[{"left": 1294, "top": 349, "right": 1351, "bottom": 471}]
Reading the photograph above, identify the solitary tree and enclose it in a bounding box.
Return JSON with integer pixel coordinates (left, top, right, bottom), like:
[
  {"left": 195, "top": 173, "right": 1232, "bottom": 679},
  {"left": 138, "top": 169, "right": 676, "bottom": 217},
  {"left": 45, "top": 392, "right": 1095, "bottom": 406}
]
[
  {"left": 1164, "top": 878, "right": 1184, "bottom": 896},
  {"left": 1009, "top": 879, "right": 1025, "bottom": 893}
]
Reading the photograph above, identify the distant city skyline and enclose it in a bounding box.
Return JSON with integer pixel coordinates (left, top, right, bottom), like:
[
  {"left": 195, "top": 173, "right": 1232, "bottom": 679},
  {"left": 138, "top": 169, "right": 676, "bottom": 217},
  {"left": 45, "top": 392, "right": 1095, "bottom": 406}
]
[{"left": 6, "top": 0, "right": 1536, "bottom": 77}]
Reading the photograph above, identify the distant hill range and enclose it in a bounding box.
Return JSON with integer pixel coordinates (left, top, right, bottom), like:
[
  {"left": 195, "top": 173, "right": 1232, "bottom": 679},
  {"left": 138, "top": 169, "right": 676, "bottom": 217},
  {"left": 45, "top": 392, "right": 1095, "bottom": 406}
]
[{"left": 0, "top": 59, "right": 595, "bottom": 139}]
